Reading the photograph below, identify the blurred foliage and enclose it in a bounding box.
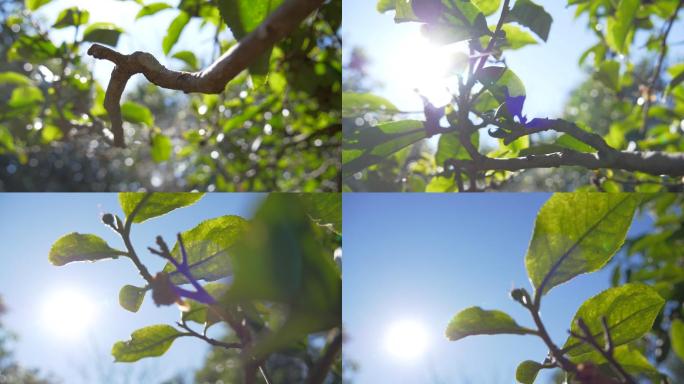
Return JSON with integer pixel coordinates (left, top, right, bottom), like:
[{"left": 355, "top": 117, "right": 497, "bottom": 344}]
[
  {"left": 0, "top": 295, "right": 58, "bottom": 384},
  {"left": 344, "top": 0, "right": 684, "bottom": 192},
  {"left": 0, "top": 0, "right": 341, "bottom": 191},
  {"left": 609, "top": 193, "right": 684, "bottom": 381}
]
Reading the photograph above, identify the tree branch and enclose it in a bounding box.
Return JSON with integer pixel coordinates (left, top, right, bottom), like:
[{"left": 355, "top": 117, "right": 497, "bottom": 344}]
[
  {"left": 305, "top": 328, "right": 342, "bottom": 384},
  {"left": 444, "top": 149, "right": 684, "bottom": 178},
  {"left": 88, "top": 0, "right": 325, "bottom": 147}
]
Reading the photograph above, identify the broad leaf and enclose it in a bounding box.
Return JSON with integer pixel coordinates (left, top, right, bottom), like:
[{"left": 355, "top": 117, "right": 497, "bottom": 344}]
[
  {"left": 121, "top": 101, "right": 154, "bottom": 126},
  {"left": 605, "top": 0, "right": 638, "bottom": 54},
  {"left": 217, "top": 0, "right": 283, "bottom": 76},
  {"left": 446, "top": 307, "right": 534, "bottom": 341},
  {"left": 299, "top": 193, "right": 341, "bottom": 235},
  {"left": 500, "top": 24, "right": 537, "bottom": 50},
  {"left": 594, "top": 60, "right": 620, "bottom": 91},
  {"left": 342, "top": 92, "right": 398, "bottom": 117},
  {"left": 563, "top": 283, "right": 665, "bottom": 356},
  {"left": 162, "top": 11, "right": 190, "bottom": 55},
  {"left": 506, "top": 0, "right": 552, "bottom": 42},
  {"left": 516, "top": 360, "right": 543, "bottom": 384},
  {"left": 49, "top": 233, "right": 126, "bottom": 266},
  {"left": 111, "top": 324, "right": 182, "bottom": 362},
  {"left": 151, "top": 134, "right": 172, "bottom": 163},
  {"left": 224, "top": 194, "right": 341, "bottom": 357},
  {"left": 83, "top": 23, "right": 123, "bottom": 47},
  {"left": 25, "top": 0, "right": 51, "bottom": 11},
  {"left": 119, "top": 285, "right": 147, "bottom": 313},
  {"left": 0, "top": 71, "right": 31, "bottom": 86},
  {"left": 526, "top": 193, "right": 639, "bottom": 296},
  {"left": 119, "top": 192, "right": 204, "bottom": 224},
  {"left": 343, "top": 120, "right": 427, "bottom": 176},
  {"left": 163, "top": 215, "right": 248, "bottom": 284},
  {"left": 182, "top": 282, "right": 229, "bottom": 325},
  {"left": 473, "top": 0, "right": 501, "bottom": 16},
  {"left": 672, "top": 319, "right": 684, "bottom": 363},
  {"left": 436, "top": 131, "right": 479, "bottom": 164},
  {"left": 171, "top": 50, "right": 199, "bottom": 71},
  {"left": 136, "top": 2, "right": 172, "bottom": 19},
  {"left": 53, "top": 7, "right": 89, "bottom": 29}
]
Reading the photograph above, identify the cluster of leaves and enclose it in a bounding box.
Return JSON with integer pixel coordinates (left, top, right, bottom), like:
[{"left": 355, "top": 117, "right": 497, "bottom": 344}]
[
  {"left": 342, "top": 0, "right": 684, "bottom": 192},
  {"left": 609, "top": 194, "right": 684, "bottom": 377},
  {"left": 48, "top": 192, "right": 342, "bottom": 383},
  {"left": 446, "top": 193, "right": 684, "bottom": 383},
  {"left": 0, "top": 0, "right": 341, "bottom": 191}
]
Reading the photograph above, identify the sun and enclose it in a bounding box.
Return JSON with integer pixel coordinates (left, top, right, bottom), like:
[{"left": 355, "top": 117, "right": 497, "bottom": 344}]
[
  {"left": 41, "top": 289, "right": 97, "bottom": 339},
  {"left": 384, "top": 318, "right": 430, "bottom": 360},
  {"left": 391, "top": 32, "right": 469, "bottom": 106}
]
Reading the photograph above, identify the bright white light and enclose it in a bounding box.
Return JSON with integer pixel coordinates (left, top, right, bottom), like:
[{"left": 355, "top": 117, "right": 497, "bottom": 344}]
[
  {"left": 41, "top": 289, "right": 97, "bottom": 339},
  {"left": 391, "top": 33, "right": 469, "bottom": 106},
  {"left": 384, "top": 319, "right": 429, "bottom": 360}
]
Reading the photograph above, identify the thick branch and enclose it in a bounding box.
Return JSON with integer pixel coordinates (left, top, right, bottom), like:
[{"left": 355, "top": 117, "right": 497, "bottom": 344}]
[
  {"left": 88, "top": 0, "right": 325, "bottom": 147},
  {"left": 444, "top": 149, "right": 684, "bottom": 177}
]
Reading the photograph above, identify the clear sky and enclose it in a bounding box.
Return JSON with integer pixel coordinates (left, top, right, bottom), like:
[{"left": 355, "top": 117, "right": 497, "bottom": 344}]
[
  {"left": 342, "top": 0, "right": 684, "bottom": 120},
  {"left": 0, "top": 193, "right": 264, "bottom": 383},
  {"left": 343, "top": 193, "right": 653, "bottom": 384}
]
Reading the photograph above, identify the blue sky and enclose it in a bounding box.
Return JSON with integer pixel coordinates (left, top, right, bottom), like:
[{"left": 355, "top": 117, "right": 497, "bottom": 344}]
[
  {"left": 0, "top": 193, "right": 264, "bottom": 383},
  {"left": 343, "top": 193, "right": 653, "bottom": 384},
  {"left": 342, "top": 0, "right": 684, "bottom": 120}
]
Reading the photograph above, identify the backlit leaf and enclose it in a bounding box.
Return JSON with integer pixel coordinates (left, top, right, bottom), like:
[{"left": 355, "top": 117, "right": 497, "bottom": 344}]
[
  {"left": 111, "top": 324, "right": 182, "bottom": 362},
  {"left": 446, "top": 306, "right": 534, "bottom": 341},
  {"left": 119, "top": 192, "right": 204, "bottom": 224},
  {"left": 49, "top": 233, "right": 126, "bottom": 266}
]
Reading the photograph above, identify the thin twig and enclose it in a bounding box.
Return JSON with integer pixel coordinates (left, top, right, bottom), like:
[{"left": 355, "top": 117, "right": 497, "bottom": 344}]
[
  {"left": 305, "top": 329, "right": 343, "bottom": 384},
  {"left": 641, "top": 0, "right": 684, "bottom": 134}
]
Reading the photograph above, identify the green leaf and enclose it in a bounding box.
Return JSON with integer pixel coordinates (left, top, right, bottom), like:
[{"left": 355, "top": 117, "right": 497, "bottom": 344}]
[
  {"left": 436, "top": 131, "right": 478, "bottom": 164},
  {"left": 584, "top": 345, "right": 661, "bottom": 380},
  {"left": 426, "top": 176, "right": 457, "bottom": 192},
  {"left": 476, "top": 66, "right": 526, "bottom": 100},
  {"left": 0, "top": 71, "right": 32, "bottom": 86},
  {"left": 516, "top": 360, "right": 543, "bottom": 384},
  {"left": 182, "top": 282, "right": 229, "bottom": 325},
  {"left": 135, "top": 2, "right": 172, "bottom": 19},
  {"left": 473, "top": 0, "right": 501, "bottom": 16},
  {"left": 41, "top": 124, "right": 63, "bottom": 144},
  {"left": 8, "top": 86, "right": 43, "bottom": 109},
  {"left": 163, "top": 215, "right": 249, "bottom": 284},
  {"left": 594, "top": 60, "right": 620, "bottom": 91},
  {"left": 216, "top": 0, "right": 283, "bottom": 76},
  {"left": 0, "top": 125, "right": 16, "bottom": 153},
  {"left": 49, "top": 233, "right": 126, "bottom": 266},
  {"left": 563, "top": 283, "right": 665, "bottom": 356},
  {"left": 377, "top": 0, "right": 395, "bottom": 12},
  {"left": 162, "top": 11, "right": 190, "bottom": 55},
  {"left": 25, "top": 0, "right": 51, "bottom": 11},
  {"left": 526, "top": 193, "right": 640, "bottom": 296},
  {"left": 53, "top": 7, "right": 89, "bottom": 29},
  {"left": 83, "top": 23, "right": 123, "bottom": 46},
  {"left": 7, "top": 35, "right": 58, "bottom": 62},
  {"left": 605, "top": 0, "right": 638, "bottom": 54},
  {"left": 342, "top": 92, "right": 399, "bottom": 117},
  {"left": 667, "top": 63, "right": 684, "bottom": 91},
  {"left": 343, "top": 120, "right": 427, "bottom": 176},
  {"left": 171, "top": 50, "right": 199, "bottom": 71},
  {"left": 298, "top": 193, "right": 342, "bottom": 235},
  {"left": 506, "top": 0, "right": 552, "bottom": 42},
  {"left": 119, "top": 285, "right": 147, "bottom": 313},
  {"left": 225, "top": 194, "right": 341, "bottom": 357},
  {"left": 445, "top": 306, "right": 534, "bottom": 341},
  {"left": 150, "top": 134, "right": 172, "bottom": 163},
  {"left": 121, "top": 101, "right": 154, "bottom": 126},
  {"left": 672, "top": 319, "right": 684, "bottom": 363},
  {"left": 119, "top": 192, "right": 204, "bottom": 224},
  {"left": 500, "top": 24, "right": 538, "bottom": 50},
  {"left": 111, "top": 324, "right": 182, "bottom": 362}
]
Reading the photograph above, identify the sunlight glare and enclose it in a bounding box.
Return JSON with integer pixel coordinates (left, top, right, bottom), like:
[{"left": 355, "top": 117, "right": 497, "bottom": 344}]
[
  {"left": 384, "top": 319, "right": 429, "bottom": 360},
  {"left": 394, "top": 34, "right": 468, "bottom": 106},
  {"left": 41, "top": 289, "right": 97, "bottom": 339}
]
